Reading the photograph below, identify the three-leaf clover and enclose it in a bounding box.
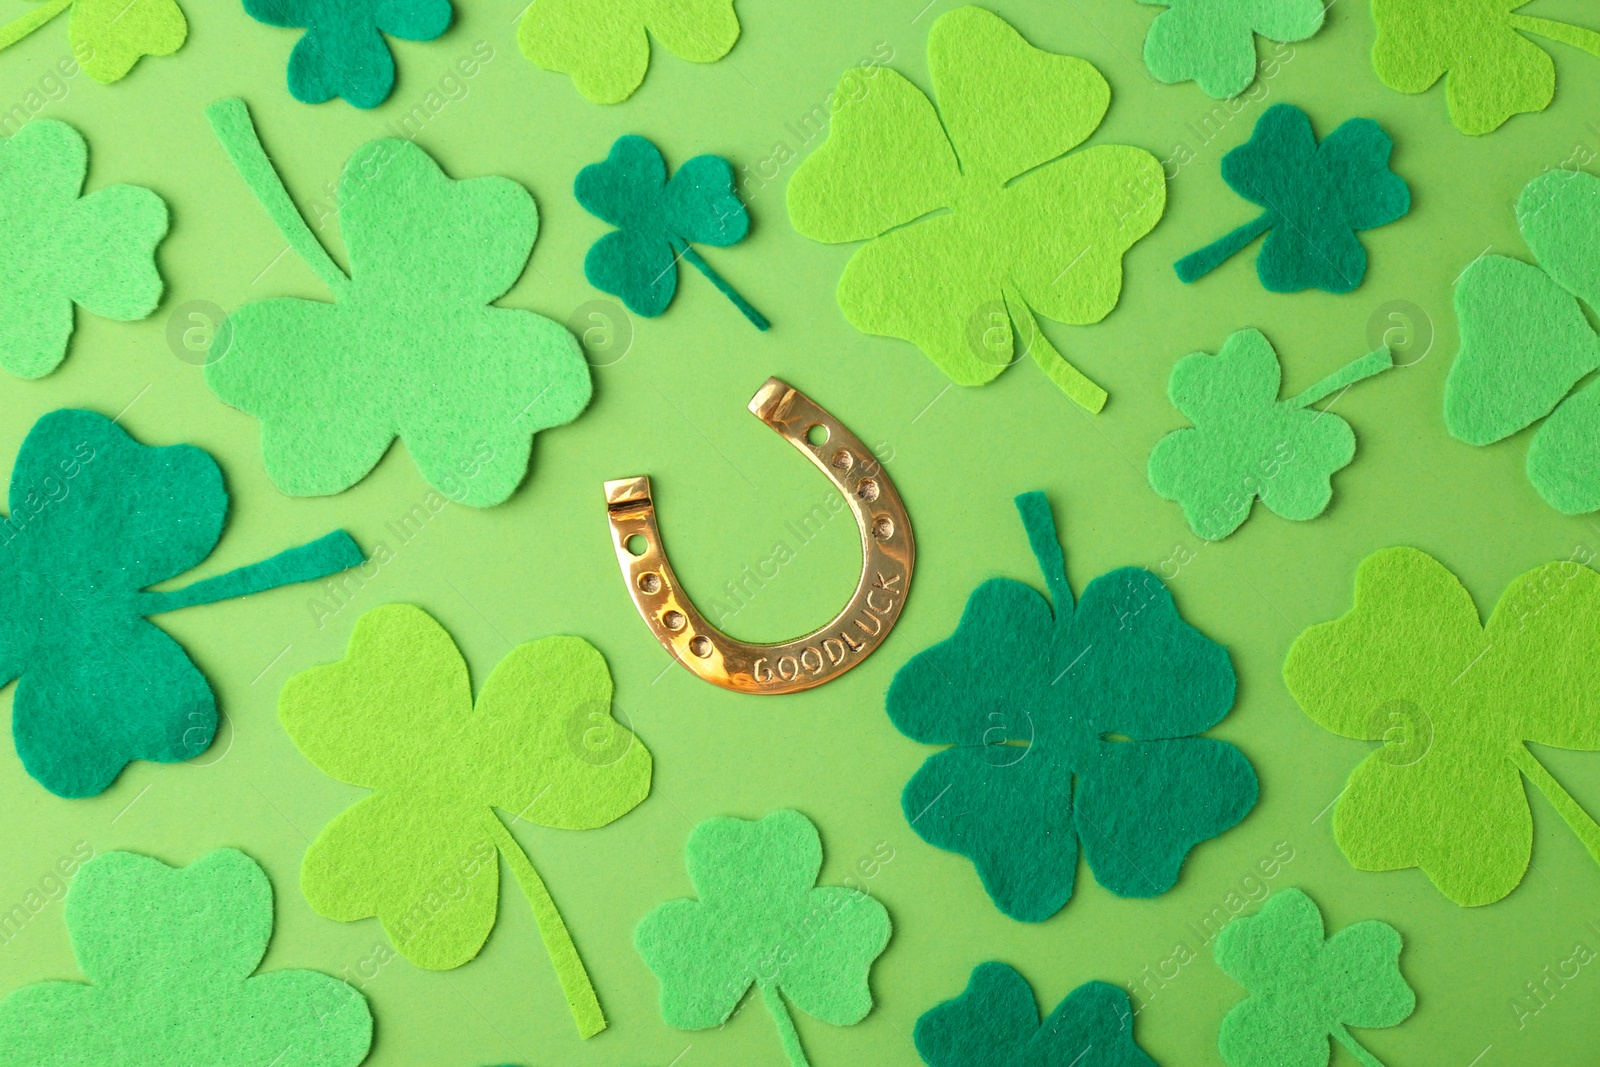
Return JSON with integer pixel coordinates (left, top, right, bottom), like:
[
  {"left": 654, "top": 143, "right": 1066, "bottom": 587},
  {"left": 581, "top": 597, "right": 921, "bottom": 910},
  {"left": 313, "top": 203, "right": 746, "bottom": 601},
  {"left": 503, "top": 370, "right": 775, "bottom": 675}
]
[
  {"left": 887, "top": 491, "right": 1257, "bottom": 922},
  {"left": 518, "top": 0, "right": 741, "bottom": 104},
  {"left": 1445, "top": 169, "right": 1600, "bottom": 513},
  {"left": 1140, "top": 0, "right": 1324, "bottom": 99},
  {"left": 787, "top": 6, "right": 1165, "bottom": 414},
  {"left": 915, "top": 963, "right": 1155, "bottom": 1067},
  {"left": 0, "top": 848, "right": 372, "bottom": 1066},
  {"left": 0, "top": 0, "right": 186, "bottom": 82},
  {"left": 1372, "top": 0, "right": 1600, "bottom": 134},
  {"left": 280, "top": 603, "right": 651, "bottom": 1038},
  {"left": 204, "top": 98, "right": 590, "bottom": 507},
  {"left": 635, "top": 810, "right": 891, "bottom": 1067},
  {"left": 244, "top": 0, "right": 451, "bottom": 108},
  {"left": 1176, "top": 104, "right": 1409, "bottom": 293},
  {"left": 576, "top": 135, "right": 768, "bottom": 330},
  {"left": 0, "top": 408, "right": 361, "bottom": 799},
  {"left": 1215, "top": 888, "right": 1415, "bottom": 1067},
  {"left": 1148, "top": 329, "right": 1394, "bottom": 540},
  {"left": 0, "top": 120, "right": 167, "bottom": 379},
  {"left": 1283, "top": 547, "right": 1600, "bottom": 905}
]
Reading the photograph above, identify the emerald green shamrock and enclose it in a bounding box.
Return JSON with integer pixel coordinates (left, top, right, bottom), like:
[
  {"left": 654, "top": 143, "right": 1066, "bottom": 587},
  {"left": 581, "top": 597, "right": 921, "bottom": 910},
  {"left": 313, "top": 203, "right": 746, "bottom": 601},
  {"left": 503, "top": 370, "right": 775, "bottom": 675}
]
[
  {"left": 1148, "top": 329, "right": 1394, "bottom": 540},
  {"left": 0, "top": 120, "right": 167, "bottom": 379},
  {"left": 576, "top": 135, "right": 767, "bottom": 329},
  {"left": 0, "top": 0, "right": 186, "bottom": 81},
  {"left": 1215, "top": 888, "right": 1414, "bottom": 1067},
  {"left": 1445, "top": 169, "right": 1600, "bottom": 513},
  {"left": 204, "top": 98, "right": 590, "bottom": 507},
  {"left": 280, "top": 603, "right": 651, "bottom": 1038},
  {"left": 244, "top": 0, "right": 452, "bottom": 108},
  {"left": 1372, "top": 0, "right": 1600, "bottom": 134},
  {"left": 915, "top": 963, "right": 1155, "bottom": 1067},
  {"left": 1177, "top": 104, "right": 1409, "bottom": 292},
  {"left": 0, "top": 848, "right": 372, "bottom": 1066},
  {"left": 887, "top": 491, "right": 1257, "bottom": 922},
  {"left": 787, "top": 6, "right": 1165, "bottom": 414},
  {"left": 519, "top": 0, "right": 741, "bottom": 103},
  {"left": 1283, "top": 547, "right": 1600, "bottom": 905},
  {"left": 636, "top": 810, "right": 891, "bottom": 1067},
  {"left": 1140, "top": 0, "right": 1324, "bottom": 98}
]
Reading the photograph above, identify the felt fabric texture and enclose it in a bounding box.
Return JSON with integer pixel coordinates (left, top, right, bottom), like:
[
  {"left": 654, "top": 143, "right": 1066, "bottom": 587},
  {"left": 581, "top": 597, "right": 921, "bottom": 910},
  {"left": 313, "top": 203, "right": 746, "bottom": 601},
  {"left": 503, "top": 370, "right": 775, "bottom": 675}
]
[
  {"left": 518, "top": 0, "right": 741, "bottom": 104},
  {"left": 886, "top": 491, "right": 1257, "bottom": 922},
  {"left": 0, "top": 849, "right": 372, "bottom": 1066},
  {"left": 1371, "top": 0, "right": 1600, "bottom": 135},
  {"left": 1175, "top": 104, "right": 1409, "bottom": 293},
  {"left": 786, "top": 5, "right": 1165, "bottom": 414},
  {"left": 1446, "top": 169, "right": 1600, "bottom": 514},
  {"left": 635, "top": 810, "right": 890, "bottom": 1067},
  {"left": 576, "top": 134, "right": 767, "bottom": 329},
  {"left": 1140, "top": 0, "right": 1324, "bottom": 98},
  {"left": 204, "top": 98, "right": 590, "bottom": 507},
  {"left": 244, "top": 0, "right": 452, "bottom": 108},
  {"left": 280, "top": 603, "right": 650, "bottom": 1039},
  {"left": 0, "top": 409, "right": 360, "bottom": 799},
  {"left": 914, "top": 962, "right": 1156, "bottom": 1067},
  {"left": 0, "top": 0, "right": 185, "bottom": 81},
  {"left": 1282, "top": 547, "right": 1600, "bottom": 906},
  {"left": 0, "top": 120, "right": 167, "bottom": 380},
  {"left": 1148, "top": 329, "right": 1393, "bottom": 540},
  {"left": 1214, "top": 888, "right": 1414, "bottom": 1067}
]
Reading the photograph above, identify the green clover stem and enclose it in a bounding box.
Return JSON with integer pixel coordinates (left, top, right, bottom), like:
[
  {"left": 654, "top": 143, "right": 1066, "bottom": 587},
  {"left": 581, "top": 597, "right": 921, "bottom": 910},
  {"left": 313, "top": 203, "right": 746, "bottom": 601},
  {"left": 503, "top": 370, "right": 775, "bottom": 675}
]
[
  {"left": 1510, "top": 743, "right": 1600, "bottom": 866},
  {"left": 1331, "top": 1023, "right": 1387, "bottom": 1067},
  {"left": 0, "top": 0, "right": 71, "bottom": 52},
  {"left": 1287, "top": 348, "right": 1394, "bottom": 409},
  {"left": 481, "top": 810, "right": 607, "bottom": 1039},
  {"left": 1509, "top": 14, "right": 1600, "bottom": 58},
  {"left": 1003, "top": 290, "right": 1107, "bottom": 414},
  {"left": 1175, "top": 211, "right": 1274, "bottom": 283},
  {"left": 140, "top": 532, "right": 362, "bottom": 614},
  {"left": 1016, "top": 489, "right": 1073, "bottom": 613},
  {"left": 759, "top": 981, "right": 812, "bottom": 1067},
  {"left": 673, "top": 240, "right": 769, "bottom": 331}
]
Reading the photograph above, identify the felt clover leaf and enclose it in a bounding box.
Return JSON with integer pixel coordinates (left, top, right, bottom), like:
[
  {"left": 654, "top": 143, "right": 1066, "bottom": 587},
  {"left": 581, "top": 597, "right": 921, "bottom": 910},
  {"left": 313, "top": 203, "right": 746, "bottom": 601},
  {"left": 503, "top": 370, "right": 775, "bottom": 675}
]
[
  {"left": 205, "top": 98, "right": 590, "bottom": 507},
  {"left": 244, "top": 0, "right": 451, "bottom": 108},
  {"left": 1176, "top": 104, "right": 1409, "bottom": 293},
  {"left": 1140, "top": 0, "right": 1324, "bottom": 98},
  {"left": 1214, "top": 888, "right": 1415, "bottom": 1067},
  {"left": 1283, "top": 547, "right": 1600, "bottom": 905},
  {"left": 576, "top": 135, "right": 768, "bottom": 330},
  {"left": 1445, "top": 169, "right": 1600, "bottom": 514},
  {"left": 0, "top": 120, "right": 167, "bottom": 379},
  {"left": 0, "top": 0, "right": 186, "bottom": 82},
  {"left": 887, "top": 491, "right": 1257, "bottom": 922},
  {"left": 635, "top": 810, "right": 891, "bottom": 1067},
  {"left": 280, "top": 603, "right": 651, "bottom": 1038},
  {"left": 1148, "top": 329, "right": 1394, "bottom": 540},
  {"left": 0, "top": 409, "right": 360, "bottom": 799},
  {"left": 0, "top": 849, "right": 372, "bottom": 1066},
  {"left": 915, "top": 963, "right": 1155, "bottom": 1067},
  {"left": 518, "top": 0, "right": 741, "bottom": 104},
  {"left": 787, "top": 6, "right": 1165, "bottom": 414}
]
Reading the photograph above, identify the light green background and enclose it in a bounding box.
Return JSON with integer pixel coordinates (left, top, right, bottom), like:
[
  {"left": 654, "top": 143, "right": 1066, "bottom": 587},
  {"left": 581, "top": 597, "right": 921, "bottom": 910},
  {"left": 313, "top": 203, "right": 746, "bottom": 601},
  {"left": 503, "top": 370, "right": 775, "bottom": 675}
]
[{"left": 1, "top": 0, "right": 1598, "bottom": 1064}]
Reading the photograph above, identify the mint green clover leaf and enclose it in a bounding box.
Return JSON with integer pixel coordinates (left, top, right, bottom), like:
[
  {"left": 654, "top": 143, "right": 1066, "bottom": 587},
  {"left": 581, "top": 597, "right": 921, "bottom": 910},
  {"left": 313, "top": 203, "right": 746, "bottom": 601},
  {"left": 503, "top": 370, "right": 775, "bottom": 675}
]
[
  {"left": 886, "top": 492, "right": 1257, "bottom": 922},
  {"left": 0, "top": 0, "right": 186, "bottom": 82},
  {"left": 204, "top": 98, "right": 590, "bottom": 507},
  {"left": 1140, "top": 0, "right": 1324, "bottom": 99},
  {"left": 787, "top": 5, "right": 1165, "bottom": 414},
  {"left": 0, "top": 849, "right": 371, "bottom": 1066},
  {"left": 0, "top": 120, "right": 166, "bottom": 379},
  {"left": 519, "top": 0, "right": 741, "bottom": 104},
  {"left": 1148, "top": 329, "right": 1393, "bottom": 540},
  {"left": 636, "top": 810, "right": 891, "bottom": 1067},
  {"left": 1215, "top": 888, "right": 1415, "bottom": 1067}
]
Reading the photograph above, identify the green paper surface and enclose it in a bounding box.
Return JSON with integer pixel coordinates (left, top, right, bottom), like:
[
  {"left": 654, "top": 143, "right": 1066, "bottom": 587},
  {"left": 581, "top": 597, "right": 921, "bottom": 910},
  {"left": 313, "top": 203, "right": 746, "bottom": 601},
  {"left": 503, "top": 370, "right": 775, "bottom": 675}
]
[
  {"left": 1140, "top": 0, "right": 1324, "bottom": 99},
  {"left": 0, "top": 0, "right": 185, "bottom": 82},
  {"left": 517, "top": 0, "right": 741, "bottom": 104}
]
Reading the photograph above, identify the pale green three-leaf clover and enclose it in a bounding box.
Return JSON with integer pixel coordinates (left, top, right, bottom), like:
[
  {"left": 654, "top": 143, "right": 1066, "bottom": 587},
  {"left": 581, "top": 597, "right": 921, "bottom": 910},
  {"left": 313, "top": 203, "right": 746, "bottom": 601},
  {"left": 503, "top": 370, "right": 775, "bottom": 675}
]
[
  {"left": 519, "top": 0, "right": 741, "bottom": 104},
  {"left": 1140, "top": 0, "right": 1324, "bottom": 99}
]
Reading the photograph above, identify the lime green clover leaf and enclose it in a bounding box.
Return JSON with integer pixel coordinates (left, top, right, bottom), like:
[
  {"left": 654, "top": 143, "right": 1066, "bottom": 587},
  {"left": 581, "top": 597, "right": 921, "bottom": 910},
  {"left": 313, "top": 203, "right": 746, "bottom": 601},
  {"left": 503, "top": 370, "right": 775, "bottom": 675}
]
[
  {"left": 1445, "top": 169, "right": 1600, "bottom": 513},
  {"left": 0, "top": 0, "right": 186, "bottom": 82},
  {"left": 1215, "top": 888, "right": 1415, "bottom": 1067},
  {"left": 787, "top": 6, "right": 1165, "bottom": 414},
  {"left": 204, "top": 98, "right": 590, "bottom": 507},
  {"left": 0, "top": 849, "right": 372, "bottom": 1066},
  {"left": 0, "top": 120, "right": 167, "bottom": 379},
  {"left": 1148, "top": 328, "right": 1393, "bottom": 540},
  {"left": 1372, "top": 0, "right": 1600, "bottom": 134},
  {"left": 519, "top": 0, "right": 741, "bottom": 104},
  {"left": 636, "top": 810, "right": 891, "bottom": 1067},
  {"left": 279, "top": 603, "right": 651, "bottom": 1038},
  {"left": 1283, "top": 547, "right": 1600, "bottom": 905},
  {"left": 1140, "top": 0, "right": 1324, "bottom": 99}
]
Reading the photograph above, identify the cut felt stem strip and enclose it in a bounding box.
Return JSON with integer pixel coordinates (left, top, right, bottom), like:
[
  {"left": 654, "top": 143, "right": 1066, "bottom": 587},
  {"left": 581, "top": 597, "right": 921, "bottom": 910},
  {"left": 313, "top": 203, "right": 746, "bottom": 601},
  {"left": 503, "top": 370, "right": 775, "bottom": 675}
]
[
  {"left": 0, "top": 0, "right": 71, "bottom": 52},
  {"left": 676, "top": 241, "right": 769, "bottom": 330},
  {"left": 760, "top": 984, "right": 810, "bottom": 1067},
  {"left": 1509, "top": 13, "right": 1600, "bottom": 55},
  {"left": 1509, "top": 744, "right": 1600, "bottom": 866},
  {"left": 141, "top": 531, "right": 362, "bottom": 615},
  {"left": 1004, "top": 290, "right": 1107, "bottom": 413},
  {"left": 1174, "top": 212, "right": 1272, "bottom": 283},
  {"left": 1287, "top": 347, "right": 1394, "bottom": 409}
]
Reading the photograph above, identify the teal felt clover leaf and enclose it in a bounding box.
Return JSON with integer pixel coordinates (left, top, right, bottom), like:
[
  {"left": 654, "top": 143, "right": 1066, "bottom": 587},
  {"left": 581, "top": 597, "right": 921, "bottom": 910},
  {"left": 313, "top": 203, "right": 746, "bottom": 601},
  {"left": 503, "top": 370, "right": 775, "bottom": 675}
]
[
  {"left": 0, "top": 120, "right": 167, "bottom": 379},
  {"left": 576, "top": 134, "right": 768, "bottom": 329},
  {"left": 1140, "top": 0, "right": 1324, "bottom": 98},
  {"left": 1176, "top": 104, "right": 1409, "bottom": 292},
  {"left": 887, "top": 491, "right": 1257, "bottom": 922},
  {"left": 636, "top": 810, "right": 891, "bottom": 1067},
  {"left": 244, "top": 0, "right": 452, "bottom": 108},
  {"left": 0, "top": 408, "right": 361, "bottom": 799},
  {"left": 0, "top": 849, "right": 372, "bottom": 1066}
]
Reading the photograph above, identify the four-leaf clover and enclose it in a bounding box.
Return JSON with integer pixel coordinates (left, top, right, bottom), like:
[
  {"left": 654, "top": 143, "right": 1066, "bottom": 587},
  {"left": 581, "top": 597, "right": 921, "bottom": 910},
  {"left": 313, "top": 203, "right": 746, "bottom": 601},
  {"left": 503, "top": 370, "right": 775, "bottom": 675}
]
[
  {"left": 244, "top": 0, "right": 452, "bottom": 108},
  {"left": 0, "top": 0, "right": 186, "bottom": 82},
  {"left": 519, "top": 0, "right": 742, "bottom": 104},
  {"left": 1140, "top": 0, "right": 1324, "bottom": 98}
]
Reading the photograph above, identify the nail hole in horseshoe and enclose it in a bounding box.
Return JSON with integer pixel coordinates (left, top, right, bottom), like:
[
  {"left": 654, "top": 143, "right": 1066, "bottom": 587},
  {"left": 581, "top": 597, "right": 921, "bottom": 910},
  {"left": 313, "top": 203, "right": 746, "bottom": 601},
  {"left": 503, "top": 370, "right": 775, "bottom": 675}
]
[
  {"left": 806, "top": 423, "right": 829, "bottom": 446},
  {"left": 626, "top": 534, "right": 648, "bottom": 556},
  {"left": 689, "top": 635, "right": 714, "bottom": 658}
]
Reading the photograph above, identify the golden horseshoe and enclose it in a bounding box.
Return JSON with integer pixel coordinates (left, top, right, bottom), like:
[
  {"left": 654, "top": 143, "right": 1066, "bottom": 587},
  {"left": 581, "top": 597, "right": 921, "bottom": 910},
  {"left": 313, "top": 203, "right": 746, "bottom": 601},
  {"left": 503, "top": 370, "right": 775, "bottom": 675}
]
[{"left": 604, "top": 378, "right": 914, "bottom": 694}]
